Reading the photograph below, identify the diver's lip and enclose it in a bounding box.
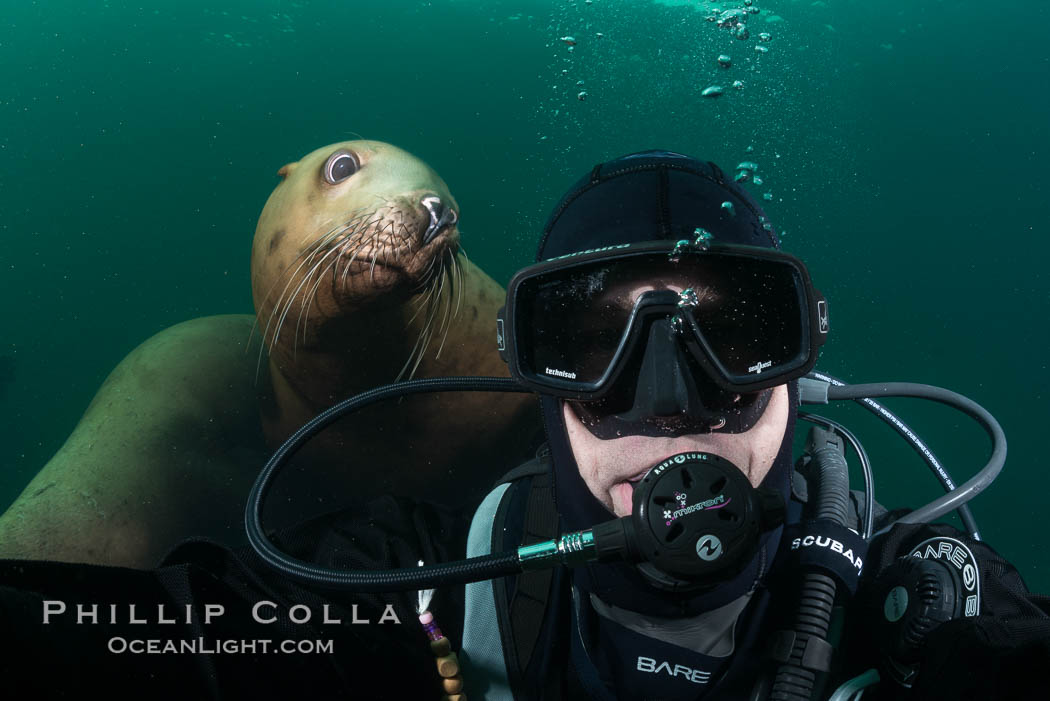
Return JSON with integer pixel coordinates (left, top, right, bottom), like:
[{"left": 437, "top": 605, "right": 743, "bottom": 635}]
[
  {"left": 623, "top": 470, "right": 649, "bottom": 493},
  {"left": 622, "top": 453, "right": 681, "bottom": 484},
  {"left": 621, "top": 450, "right": 719, "bottom": 489}
]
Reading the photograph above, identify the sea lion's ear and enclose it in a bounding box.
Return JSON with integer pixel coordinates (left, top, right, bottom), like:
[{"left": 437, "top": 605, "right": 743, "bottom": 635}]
[{"left": 277, "top": 162, "right": 299, "bottom": 180}]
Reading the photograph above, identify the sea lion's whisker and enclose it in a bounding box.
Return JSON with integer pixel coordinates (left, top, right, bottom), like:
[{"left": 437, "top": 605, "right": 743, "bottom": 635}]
[
  {"left": 255, "top": 214, "right": 367, "bottom": 375},
  {"left": 368, "top": 231, "right": 381, "bottom": 282},
  {"left": 263, "top": 247, "right": 323, "bottom": 351},
  {"left": 429, "top": 257, "right": 449, "bottom": 340},
  {"left": 457, "top": 251, "right": 464, "bottom": 317},
  {"left": 339, "top": 239, "right": 365, "bottom": 292},
  {"left": 260, "top": 242, "right": 323, "bottom": 336},
  {"left": 407, "top": 260, "right": 442, "bottom": 321},
  {"left": 408, "top": 262, "right": 436, "bottom": 296},
  {"left": 420, "top": 258, "right": 437, "bottom": 282},
  {"left": 401, "top": 263, "right": 447, "bottom": 379},
  {"left": 434, "top": 251, "right": 455, "bottom": 360},
  {"left": 417, "top": 250, "right": 441, "bottom": 286},
  {"left": 332, "top": 214, "right": 385, "bottom": 290},
  {"left": 408, "top": 310, "right": 436, "bottom": 378},
  {"left": 406, "top": 296, "right": 430, "bottom": 324},
  {"left": 395, "top": 217, "right": 407, "bottom": 258},
  {"left": 406, "top": 258, "right": 442, "bottom": 322},
  {"left": 397, "top": 285, "right": 438, "bottom": 380},
  {"left": 278, "top": 218, "right": 363, "bottom": 352},
  {"left": 276, "top": 243, "right": 344, "bottom": 355},
  {"left": 452, "top": 250, "right": 464, "bottom": 319},
  {"left": 260, "top": 213, "right": 363, "bottom": 348},
  {"left": 402, "top": 221, "right": 417, "bottom": 254},
  {"left": 285, "top": 259, "right": 329, "bottom": 356},
  {"left": 307, "top": 219, "right": 367, "bottom": 308},
  {"left": 381, "top": 237, "right": 393, "bottom": 273},
  {"left": 280, "top": 214, "right": 368, "bottom": 337},
  {"left": 300, "top": 255, "right": 341, "bottom": 346},
  {"left": 445, "top": 251, "right": 456, "bottom": 321}
]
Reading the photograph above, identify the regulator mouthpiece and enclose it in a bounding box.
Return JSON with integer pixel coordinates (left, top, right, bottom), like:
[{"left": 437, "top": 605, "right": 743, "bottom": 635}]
[
  {"left": 628, "top": 452, "right": 785, "bottom": 590},
  {"left": 523, "top": 452, "right": 785, "bottom": 592}
]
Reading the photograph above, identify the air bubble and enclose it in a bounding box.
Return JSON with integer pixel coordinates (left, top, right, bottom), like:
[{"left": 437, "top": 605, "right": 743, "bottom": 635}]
[
  {"left": 735, "top": 162, "right": 758, "bottom": 181},
  {"left": 717, "top": 9, "right": 748, "bottom": 29}
]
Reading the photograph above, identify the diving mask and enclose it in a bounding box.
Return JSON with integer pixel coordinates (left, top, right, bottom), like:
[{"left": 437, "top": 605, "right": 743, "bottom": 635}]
[{"left": 498, "top": 239, "right": 829, "bottom": 436}]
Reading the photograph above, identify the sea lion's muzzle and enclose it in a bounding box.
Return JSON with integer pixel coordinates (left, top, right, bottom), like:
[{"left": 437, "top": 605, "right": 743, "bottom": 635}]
[{"left": 421, "top": 195, "right": 458, "bottom": 245}]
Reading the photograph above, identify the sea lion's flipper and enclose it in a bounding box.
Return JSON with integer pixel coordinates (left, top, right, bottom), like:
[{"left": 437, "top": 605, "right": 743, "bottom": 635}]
[{"left": 0, "top": 315, "right": 267, "bottom": 569}]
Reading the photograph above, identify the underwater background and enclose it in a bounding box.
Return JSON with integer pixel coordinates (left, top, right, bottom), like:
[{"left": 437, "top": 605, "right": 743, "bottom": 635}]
[{"left": 1, "top": 0, "right": 1047, "bottom": 590}]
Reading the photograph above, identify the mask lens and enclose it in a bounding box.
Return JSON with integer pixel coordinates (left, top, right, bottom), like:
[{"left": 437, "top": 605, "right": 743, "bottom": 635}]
[
  {"left": 517, "top": 262, "right": 634, "bottom": 385},
  {"left": 684, "top": 256, "right": 806, "bottom": 380}
]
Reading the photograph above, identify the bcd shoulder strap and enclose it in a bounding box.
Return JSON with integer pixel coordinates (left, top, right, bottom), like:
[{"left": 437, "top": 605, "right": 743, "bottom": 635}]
[
  {"left": 492, "top": 448, "right": 560, "bottom": 683},
  {"left": 462, "top": 450, "right": 561, "bottom": 699}
]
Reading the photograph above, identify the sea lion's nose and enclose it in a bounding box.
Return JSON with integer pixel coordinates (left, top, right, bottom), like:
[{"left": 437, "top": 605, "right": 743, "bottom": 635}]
[{"left": 420, "top": 195, "right": 457, "bottom": 245}]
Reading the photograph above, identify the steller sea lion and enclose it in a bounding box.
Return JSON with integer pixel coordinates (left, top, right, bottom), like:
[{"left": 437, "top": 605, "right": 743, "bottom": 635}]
[
  {"left": 0, "top": 141, "right": 539, "bottom": 568},
  {"left": 250, "top": 141, "right": 539, "bottom": 503}
]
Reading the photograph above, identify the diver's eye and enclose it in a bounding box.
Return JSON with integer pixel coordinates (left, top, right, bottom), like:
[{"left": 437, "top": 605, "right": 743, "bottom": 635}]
[{"left": 323, "top": 151, "right": 359, "bottom": 184}]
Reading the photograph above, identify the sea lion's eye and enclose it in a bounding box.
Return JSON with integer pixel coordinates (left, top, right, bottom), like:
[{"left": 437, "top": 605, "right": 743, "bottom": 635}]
[{"left": 323, "top": 151, "right": 359, "bottom": 184}]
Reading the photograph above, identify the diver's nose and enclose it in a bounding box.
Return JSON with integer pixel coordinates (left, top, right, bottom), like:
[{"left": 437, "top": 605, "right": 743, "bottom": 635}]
[{"left": 420, "top": 195, "right": 457, "bottom": 245}]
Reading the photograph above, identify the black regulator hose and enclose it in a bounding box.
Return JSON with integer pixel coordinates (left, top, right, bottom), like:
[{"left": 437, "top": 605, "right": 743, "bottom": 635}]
[
  {"left": 244, "top": 376, "right": 533, "bottom": 591},
  {"left": 799, "top": 412, "right": 875, "bottom": 539},
  {"left": 769, "top": 426, "right": 851, "bottom": 701}
]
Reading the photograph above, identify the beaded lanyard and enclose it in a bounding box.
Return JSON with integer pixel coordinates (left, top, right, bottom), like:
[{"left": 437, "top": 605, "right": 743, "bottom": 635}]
[{"left": 417, "top": 561, "right": 466, "bottom": 700}]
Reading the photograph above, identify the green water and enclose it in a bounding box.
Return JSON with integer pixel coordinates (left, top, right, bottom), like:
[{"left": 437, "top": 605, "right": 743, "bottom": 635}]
[{"left": 2, "top": 0, "right": 1048, "bottom": 591}]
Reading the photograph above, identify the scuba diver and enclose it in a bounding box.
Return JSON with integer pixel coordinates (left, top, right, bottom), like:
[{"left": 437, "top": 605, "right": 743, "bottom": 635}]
[
  {"left": 240, "top": 150, "right": 1050, "bottom": 699},
  {"left": 1, "top": 150, "right": 1048, "bottom": 700}
]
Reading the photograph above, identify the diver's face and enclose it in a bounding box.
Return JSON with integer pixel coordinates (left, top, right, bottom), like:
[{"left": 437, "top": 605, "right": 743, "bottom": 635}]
[{"left": 563, "top": 383, "right": 790, "bottom": 518}]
